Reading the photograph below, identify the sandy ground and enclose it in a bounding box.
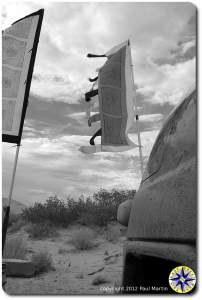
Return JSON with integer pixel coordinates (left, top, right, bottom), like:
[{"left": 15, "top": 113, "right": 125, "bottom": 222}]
[{"left": 4, "top": 223, "right": 126, "bottom": 295}]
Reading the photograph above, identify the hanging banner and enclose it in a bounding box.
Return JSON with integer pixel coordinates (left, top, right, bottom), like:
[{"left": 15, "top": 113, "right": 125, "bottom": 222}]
[
  {"left": 80, "top": 40, "right": 138, "bottom": 153},
  {"left": 2, "top": 9, "right": 44, "bottom": 144}
]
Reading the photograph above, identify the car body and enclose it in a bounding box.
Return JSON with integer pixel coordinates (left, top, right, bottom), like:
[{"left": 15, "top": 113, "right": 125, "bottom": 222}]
[{"left": 117, "top": 90, "right": 197, "bottom": 293}]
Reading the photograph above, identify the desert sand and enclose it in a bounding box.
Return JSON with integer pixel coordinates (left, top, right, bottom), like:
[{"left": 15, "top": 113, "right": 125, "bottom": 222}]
[{"left": 4, "top": 223, "right": 126, "bottom": 295}]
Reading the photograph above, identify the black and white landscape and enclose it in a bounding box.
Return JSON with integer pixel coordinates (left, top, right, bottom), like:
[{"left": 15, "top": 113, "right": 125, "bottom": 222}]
[{"left": 2, "top": 2, "right": 196, "bottom": 295}]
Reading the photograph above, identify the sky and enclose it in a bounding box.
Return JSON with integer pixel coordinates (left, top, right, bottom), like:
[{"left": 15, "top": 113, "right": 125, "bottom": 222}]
[{"left": 2, "top": 1, "right": 196, "bottom": 205}]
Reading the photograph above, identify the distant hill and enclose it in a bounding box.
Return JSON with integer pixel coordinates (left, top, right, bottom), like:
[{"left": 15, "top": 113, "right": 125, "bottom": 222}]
[{"left": 2, "top": 198, "right": 27, "bottom": 214}]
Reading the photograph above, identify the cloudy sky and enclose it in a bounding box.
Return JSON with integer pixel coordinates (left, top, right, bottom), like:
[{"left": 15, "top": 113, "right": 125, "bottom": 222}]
[{"left": 2, "top": 1, "right": 196, "bottom": 205}]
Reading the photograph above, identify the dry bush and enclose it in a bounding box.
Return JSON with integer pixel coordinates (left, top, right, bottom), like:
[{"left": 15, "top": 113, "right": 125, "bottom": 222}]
[
  {"left": 8, "top": 218, "right": 26, "bottom": 233},
  {"left": 92, "top": 275, "right": 110, "bottom": 285},
  {"left": 26, "top": 222, "right": 58, "bottom": 239},
  {"left": 70, "top": 228, "right": 96, "bottom": 250},
  {"left": 22, "top": 196, "right": 78, "bottom": 227},
  {"left": 22, "top": 190, "right": 136, "bottom": 228},
  {"left": 3, "top": 236, "right": 27, "bottom": 260},
  {"left": 31, "top": 251, "right": 55, "bottom": 275}
]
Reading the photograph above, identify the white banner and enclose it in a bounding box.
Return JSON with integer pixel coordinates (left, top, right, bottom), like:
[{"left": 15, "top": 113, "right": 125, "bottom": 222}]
[
  {"left": 80, "top": 40, "right": 138, "bottom": 154},
  {"left": 2, "top": 9, "right": 44, "bottom": 144}
]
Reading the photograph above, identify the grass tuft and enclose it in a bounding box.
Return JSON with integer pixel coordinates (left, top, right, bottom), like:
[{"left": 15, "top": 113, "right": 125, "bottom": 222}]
[
  {"left": 70, "top": 228, "right": 95, "bottom": 250},
  {"left": 31, "top": 251, "right": 55, "bottom": 275}
]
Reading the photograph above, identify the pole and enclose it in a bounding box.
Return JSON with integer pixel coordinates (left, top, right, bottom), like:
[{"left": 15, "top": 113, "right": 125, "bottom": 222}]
[
  {"left": 134, "top": 90, "right": 144, "bottom": 177},
  {"left": 2, "top": 144, "right": 20, "bottom": 253},
  {"left": 129, "top": 41, "right": 144, "bottom": 177}
]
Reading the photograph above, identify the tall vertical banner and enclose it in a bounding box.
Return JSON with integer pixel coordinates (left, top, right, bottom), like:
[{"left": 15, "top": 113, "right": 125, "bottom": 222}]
[
  {"left": 2, "top": 9, "right": 44, "bottom": 144},
  {"left": 2, "top": 9, "right": 44, "bottom": 254}
]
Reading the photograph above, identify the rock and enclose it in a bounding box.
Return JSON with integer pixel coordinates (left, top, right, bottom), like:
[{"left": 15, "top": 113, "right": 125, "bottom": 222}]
[
  {"left": 117, "top": 199, "right": 132, "bottom": 226},
  {"left": 3, "top": 258, "right": 35, "bottom": 277}
]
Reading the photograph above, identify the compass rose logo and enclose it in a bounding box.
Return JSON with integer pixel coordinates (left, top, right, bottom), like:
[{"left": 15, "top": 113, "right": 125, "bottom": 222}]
[{"left": 169, "top": 266, "right": 196, "bottom": 293}]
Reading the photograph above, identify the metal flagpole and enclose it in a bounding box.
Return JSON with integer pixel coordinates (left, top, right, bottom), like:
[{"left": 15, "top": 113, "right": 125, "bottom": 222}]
[
  {"left": 2, "top": 144, "right": 20, "bottom": 252},
  {"left": 129, "top": 40, "right": 144, "bottom": 177}
]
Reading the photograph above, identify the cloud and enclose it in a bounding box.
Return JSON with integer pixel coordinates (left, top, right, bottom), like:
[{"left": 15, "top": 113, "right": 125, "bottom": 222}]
[
  {"left": 136, "top": 57, "right": 195, "bottom": 106},
  {"left": 23, "top": 94, "right": 91, "bottom": 138},
  {"left": 2, "top": 2, "right": 196, "bottom": 105},
  {"left": 2, "top": 130, "right": 158, "bottom": 205}
]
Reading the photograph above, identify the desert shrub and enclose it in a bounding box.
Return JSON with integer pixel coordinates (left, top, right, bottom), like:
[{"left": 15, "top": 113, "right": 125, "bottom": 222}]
[
  {"left": 78, "top": 189, "right": 136, "bottom": 227},
  {"left": 92, "top": 275, "right": 110, "bottom": 285},
  {"left": 22, "top": 189, "right": 136, "bottom": 228},
  {"left": 3, "top": 236, "right": 27, "bottom": 260},
  {"left": 70, "top": 228, "right": 95, "bottom": 250},
  {"left": 8, "top": 218, "right": 26, "bottom": 233},
  {"left": 93, "top": 189, "right": 136, "bottom": 222},
  {"left": 31, "top": 251, "right": 55, "bottom": 275},
  {"left": 78, "top": 207, "right": 111, "bottom": 227},
  {"left": 26, "top": 222, "right": 59, "bottom": 239},
  {"left": 22, "top": 196, "right": 78, "bottom": 227}
]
